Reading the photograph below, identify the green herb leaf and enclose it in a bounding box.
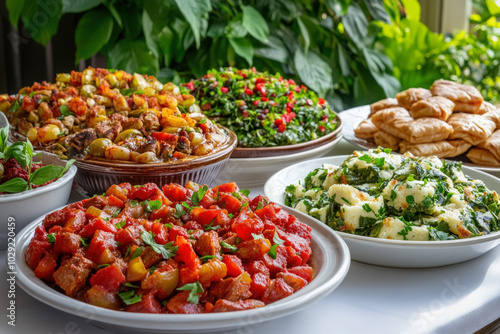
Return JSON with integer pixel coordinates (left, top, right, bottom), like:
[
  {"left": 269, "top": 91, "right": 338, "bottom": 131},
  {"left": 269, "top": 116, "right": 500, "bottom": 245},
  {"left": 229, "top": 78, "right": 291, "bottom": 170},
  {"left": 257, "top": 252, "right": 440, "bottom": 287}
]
[
  {"left": 124, "top": 282, "right": 139, "bottom": 288},
  {"left": 406, "top": 195, "right": 415, "bottom": 204},
  {"left": 80, "top": 238, "right": 90, "bottom": 247},
  {"left": 177, "top": 281, "right": 204, "bottom": 304},
  {"left": 174, "top": 203, "right": 187, "bottom": 219},
  {"left": 144, "top": 199, "right": 162, "bottom": 213},
  {"left": 0, "top": 177, "right": 28, "bottom": 193},
  {"left": 115, "top": 220, "right": 126, "bottom": 229},
  {"left": 97, "top": 263, "right": 110, "bottom": 269},
  {"left": 268, "top": 231, "right": 285, "bottom": 259},
  {"left": 141, "top": 231, "right": 178, "bottom": 259},
  {"left": 191, "top": 185, "right": 208, "bottom": 206},
  {"left": 130, "top": 246, "right": 143, "bottom": 260},
  {"left": 204, "top": 220, "right": 220, "bottom": 231},
  {"left": 220, "top": 240, "right": 237, "bottom": 252},
  {"left": 59, "top": 104, "right": 73, "bottom": 117},
  {"left": 118, "top": 290, "right": 142, "bottom": 305},
  {"left": 391, "top": 189, "right": 397, "bottom": 201},
  {"left": 47, "top": 233, "right": 57, "bottom": 243},
  {"left": 362, "top": 203, "right": 372, "bottom": 212},
  {"left": 30, "top": 165, "right": 64, "bottom": 186},
  {"left": 240, "top": 189, "right": 250, "bottom": 196},
  {"left": 374, "top": 157, "right": 385, "bottom": 167},
  {"left": 251, "top": 233, "right": 264, "bottom": 240},
  {"left": 358, "top": 154, "right": 372, "bottom": 163},
  {"left": 341, "top": 197, "right": 351, "bottom": 205}
]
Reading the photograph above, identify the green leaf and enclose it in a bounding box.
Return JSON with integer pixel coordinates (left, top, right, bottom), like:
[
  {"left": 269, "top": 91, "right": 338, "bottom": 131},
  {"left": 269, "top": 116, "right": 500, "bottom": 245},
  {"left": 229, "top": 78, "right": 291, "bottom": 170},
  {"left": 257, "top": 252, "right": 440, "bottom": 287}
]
[
  {"left": 105, "top": 2, "right": 122, "bottom": 27},
  {"left": 107, "top": 39, "right": 159, "bottom": 75},
  {"left": 47, "top": 233, "right": 57, "bottom": 243},
  {"left": 221, "top": 240, "right": 237, "bottom": 252},
  {"left": 145, "top": 199, "right": 162, "bottom": 212},
  {"left": 141, "top": 231, "right": 178, "bottom": 260},
  {"left": 173, "top": 0, "right": 211, "bottom": 48},
  {"left": 325, "top": 0, "right": 351, "bottom": 16},
  {"left": 191, "top": 185, "right": 208, "bottom": 206},
  {"left": 4, "top": 141, "right": 31, "bottom": 168},
  {"left": 62, "top": 0, "right": 103, "bottom": 13},
  {"left": 297, "top": 17, "right": 310, "bottom": 54},
  {"left": 21, "top": 0, "right": 63, "bottom": 46},
  {"left": 254, "top": 36, "right": 289, "bottom": 63},
  {"left": 0, "top": 177, "right": 28, "bottom": 193},
  {"left": 268, "top": 231, "right": 285, "bottom": 259},
  {"left": 400, "top": 0, "right": 421, "bottom": 21},
  {"left": 0, "top": 126, "right": 8, "bottom": 153},
  {"left": 342, "top": 3, "right": 368, "bottom": 46},
  {"left": 6, "top": 0, "right": 26, "bottom": 28},
  {"left": 58, "top": 159, "right": 75, "bottom": 177},
  {"left": 177, "top": 281, "right": 204, "bottom": 304},
  {"left": 75, "top": 7, "right": 114, "bottom": 62},
  {"left": 225, "top": 16, "right": 247, "bottom": 39},
  {"left": 242, "top": 5, "right": 269, "bottom": 44},
  {"left": 118, "top": 291, "right": 142, "bottom": 305},
  {"left": 115, "top": 220, "right": 126, "bottom": 229},
  {"left": 130, "top": 246, "right": 143, "bottom": 260},
  {"left": 30, "top": 165, "right": 64, "bottom": 186},
  {"left": 294, "top": 49, "right": 332, "bottom": 97},
  {"left": 229, "top": 37, "right": 254, "bottom": 66},
  {"left": 363, "top": 0, "right": 392, "bottom": 23}
]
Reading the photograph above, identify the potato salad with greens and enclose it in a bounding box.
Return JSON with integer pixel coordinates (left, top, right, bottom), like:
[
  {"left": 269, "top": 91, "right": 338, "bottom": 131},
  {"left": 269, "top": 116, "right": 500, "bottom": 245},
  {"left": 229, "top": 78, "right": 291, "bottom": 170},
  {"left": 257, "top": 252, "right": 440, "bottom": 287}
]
[{"left": 285, "top": 148, "right": 500, "bottom": 241}]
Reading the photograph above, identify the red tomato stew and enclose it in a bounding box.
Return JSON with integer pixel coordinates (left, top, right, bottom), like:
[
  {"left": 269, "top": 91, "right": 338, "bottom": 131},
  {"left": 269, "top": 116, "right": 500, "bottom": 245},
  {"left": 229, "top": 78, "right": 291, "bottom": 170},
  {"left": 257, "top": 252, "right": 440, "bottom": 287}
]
[{"left": 25, "top": 182, "right": 313, "bottom": 313}]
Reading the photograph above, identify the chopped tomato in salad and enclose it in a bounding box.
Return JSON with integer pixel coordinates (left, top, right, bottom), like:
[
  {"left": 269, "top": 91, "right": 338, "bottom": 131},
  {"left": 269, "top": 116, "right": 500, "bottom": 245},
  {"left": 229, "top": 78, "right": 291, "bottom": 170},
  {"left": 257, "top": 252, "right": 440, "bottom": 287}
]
[{"left": 25, "top": 182, "right": 313, "bottom": 313}]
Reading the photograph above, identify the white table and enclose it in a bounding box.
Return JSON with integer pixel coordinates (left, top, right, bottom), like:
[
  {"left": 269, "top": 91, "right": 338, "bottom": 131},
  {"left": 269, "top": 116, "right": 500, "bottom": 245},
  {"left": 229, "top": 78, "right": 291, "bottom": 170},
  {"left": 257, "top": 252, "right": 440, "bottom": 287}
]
[{"left": 1, "top": 139, "right": 500, "bottom": 334}]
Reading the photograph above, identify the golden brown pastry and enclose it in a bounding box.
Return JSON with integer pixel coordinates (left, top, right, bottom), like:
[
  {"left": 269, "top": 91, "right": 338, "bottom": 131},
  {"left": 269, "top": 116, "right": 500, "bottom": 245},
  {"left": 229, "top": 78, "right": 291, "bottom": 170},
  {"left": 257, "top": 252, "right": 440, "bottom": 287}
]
[
  {"left": 396, "top": 88, "right": 432, "bottom": 110},
  {"left": 371, "top": 107, "right": 453, "bottom": 143},
  {"left": 478, "top": 130, "right": 500, "bottom": 161},
  {"left": 466, "top": 148, "right": 500, "bottom": 167},
  {"left": 430, "top": 79, "right": 483, "bottom": 113},
  {"left": 373, "top": 131, "right": 401, "bottom": 151},
  {"left": 369, "top": 98, "right": 399, "bottom": 117},
  {"left": 354, "top": 118, "right": 379, "bottom": 140},
  {"left": 399, "top": 140, "right": 471, "bottom": 158},
  {"left": 483, "top": 108, "right": 500, "bottom": 129},
  {"left": 477, "top": 101, "right": 495, "bottom": 115},
  {"left": 447, "top": 113, "right": 496, "bottom": 145},
  {"left": 409, "top": 96, "right": 455, "bottom": 121}
]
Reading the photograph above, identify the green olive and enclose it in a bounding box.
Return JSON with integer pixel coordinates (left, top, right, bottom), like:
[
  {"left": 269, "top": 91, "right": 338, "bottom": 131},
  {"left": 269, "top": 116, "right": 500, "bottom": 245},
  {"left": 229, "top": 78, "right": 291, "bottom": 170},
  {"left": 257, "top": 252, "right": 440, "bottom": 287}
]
[
  {"left": 161, "top": 126, "right": 180, "bottom": 133},
  {"left": 114, "top": 129, "right": 143, "bottom": 143},
  {"left": 56, "top": 73, "right": 71, "bottom": 83},
  {"left": 88, "top": 138, "right": 113, "bottom": 157},
  {"left": 0, "top": 163, "right": 4, "bottom": 177},
  {"left": 105, "top": 74, "right": 118, "bottom": 87}
]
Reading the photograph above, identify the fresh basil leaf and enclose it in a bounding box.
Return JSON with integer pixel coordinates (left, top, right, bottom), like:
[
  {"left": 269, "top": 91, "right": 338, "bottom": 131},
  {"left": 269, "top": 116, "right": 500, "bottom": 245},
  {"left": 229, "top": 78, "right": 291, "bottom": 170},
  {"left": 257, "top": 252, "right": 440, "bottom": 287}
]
[
  {"left": 59, "top": 159, "right": 76, "bottom": 177},
  {"left": 0, "top": 177, "right": 28, "bottom": 193},
  {"left": 30, "top": 165, "right": 64, "bottom": 186},
  {"left": 191, "top": 185, "right": 208, "bottom": 206}
]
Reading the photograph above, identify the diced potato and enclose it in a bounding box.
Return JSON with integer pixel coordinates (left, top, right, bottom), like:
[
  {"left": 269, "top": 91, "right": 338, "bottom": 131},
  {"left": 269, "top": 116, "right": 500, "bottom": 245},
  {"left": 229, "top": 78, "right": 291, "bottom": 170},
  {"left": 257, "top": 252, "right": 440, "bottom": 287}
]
[
  {"left": 105, "top": 145, "right": 131, "bottom": 161},
  {"left": 37, "top": 124, "right": 60, "bottom": 143},
  {"left": 162, "top": 115, "right": 188, "bottom": 128},
  {"left": 85, "top": 285, "right": 121, "bottom": 310}
]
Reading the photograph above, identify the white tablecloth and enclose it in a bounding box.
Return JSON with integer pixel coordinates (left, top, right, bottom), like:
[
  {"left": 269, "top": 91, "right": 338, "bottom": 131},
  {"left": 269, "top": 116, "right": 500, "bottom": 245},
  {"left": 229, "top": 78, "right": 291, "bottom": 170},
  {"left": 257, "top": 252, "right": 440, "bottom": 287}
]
[{"left": 1, "top": 139, "right": 499, "bottom": 334}]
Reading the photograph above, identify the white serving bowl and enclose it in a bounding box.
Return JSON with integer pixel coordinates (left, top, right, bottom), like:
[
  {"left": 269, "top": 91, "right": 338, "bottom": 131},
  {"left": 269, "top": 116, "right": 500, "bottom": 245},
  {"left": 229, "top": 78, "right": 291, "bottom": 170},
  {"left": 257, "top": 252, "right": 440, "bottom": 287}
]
[
  {"left": 0, "top": 151, "right": 77, "bottom": 250},
  {"left": 264, "top": 155, "right": 500, "bottom": 268},
  {"left": 15, "top": 206, "right": 350, "bottom": 333}
]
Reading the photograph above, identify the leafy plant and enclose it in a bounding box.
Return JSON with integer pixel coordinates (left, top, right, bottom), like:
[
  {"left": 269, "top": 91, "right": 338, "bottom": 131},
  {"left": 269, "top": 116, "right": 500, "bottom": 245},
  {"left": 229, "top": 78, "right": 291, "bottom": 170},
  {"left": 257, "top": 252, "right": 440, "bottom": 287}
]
[{"left": 6, "top": 0, "right": 408, "bottom": 110}]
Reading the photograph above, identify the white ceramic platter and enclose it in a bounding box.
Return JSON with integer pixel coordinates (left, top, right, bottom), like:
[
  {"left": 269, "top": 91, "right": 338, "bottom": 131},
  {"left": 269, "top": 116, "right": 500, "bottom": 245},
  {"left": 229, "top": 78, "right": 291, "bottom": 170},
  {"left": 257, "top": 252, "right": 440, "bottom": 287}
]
[
  {"left": 0, "top": 151, "right": 77, "bottom": 250},
  {"left": 213, "top": 135, "right": 343, "bottom": 188},
  {"left": 340, "top": 105, "right": 500, "bottom": 177},
  {"left": 15, "top": 206, "right": 350, "bottom": 333},
  {"left": 264, "top": 155, "right": 500, "bottom": 268}
]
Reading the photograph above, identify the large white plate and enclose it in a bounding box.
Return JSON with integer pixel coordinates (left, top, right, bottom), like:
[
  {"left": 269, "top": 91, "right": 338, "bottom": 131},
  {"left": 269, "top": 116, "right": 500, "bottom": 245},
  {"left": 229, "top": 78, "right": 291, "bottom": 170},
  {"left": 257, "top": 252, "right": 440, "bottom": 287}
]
[
  {"left": 340, "top": 105, "right": 500, "bottom": 176},
  {"left": 212, "top": 135, "right": 343, "bottom": 188},
  {"left": 15, "top": 206, "right": 350, "bottom": 333},
  {"left": 264, "top": 155, "right": 500, "bottom": 268}
]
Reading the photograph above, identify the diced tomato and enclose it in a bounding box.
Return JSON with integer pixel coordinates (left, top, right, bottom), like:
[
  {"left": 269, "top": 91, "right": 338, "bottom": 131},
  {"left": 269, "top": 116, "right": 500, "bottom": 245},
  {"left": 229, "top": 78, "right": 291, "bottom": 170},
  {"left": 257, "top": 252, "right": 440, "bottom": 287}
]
[
  {"left": 149, "top": 206, "right": 172, "bottom": 221},
  {"left": 89, "top": 264, "right": 125, "bottom": 292},
  {"left": 127, "top": 292, "right": 161, "bottom": 313},
  {"left": 179, "top": 262, "right": 201, "bottom": 286},
  {"left": 250, "top": 273, "right": 269, "bottom": 299},
  {"left": 280, "top": 232, "right": 312, "bottom": 264},
  {"left": 262, "top": 246, "right": 288, "bottom": 276},
  {"left": 175, "top": 236, "right": 198, "bottom": 266},
  {"left": 222, "top": 255, "right": 244, "bottom": 277},
  {"left": 107, "top": 195, "right": 125, "bottom": 209},
  {"left": 106, "top": 184, "right": 129, "bottom": 202},
  {"left": 255, "top": 204, "right": 277, "bottom": 221},
  {"left": 63, "top": 210, "right": 86, "bottom": 233},
  {"left": 167, "top": 225, "right": 189, "bottom": 242},
  {"left": 80, "top": 218, "right": 117, "bottom": 239},
  {"left": 284, "top": 246, "right": 302, "bottom": 267},
  {"left": 286, "top": 220, "right": 312, "bottom": 240},
  {"left": 249, "top": 195, "right": 269, "bottom": 211},
  {"left": 196, "top": 209, "right": 220, "bottom": 226},
  {"left": 231, "top": 216, "right": 264, "bottom": 241},
  {"left": 285, "top": 266, "right": 313, "bottom": 282},
  {"left": 276, "top": 272, "right": 308, "bottom": 291},
  {"left": 245, "top": 260, "right": 270, "bottom": 277},
  {"left": 150, "top": 222, "right": 168, "bottom": 245},
  {"left": 25, "top": 239, "right": 52, "bottom": 270},
  {"left": 262, "top": 278, "right": 294, "bottom": 304},
  {"left": 166, "top": 291, "right": 203, "bottom": 314},
  {"left": 212, "top": 182, "right": 239, "bottom": 194},
  {"left": 218, "top": 194, "right": 242, "bottom": 214},
  {"left": 43, "top": 209, "right": 68, "bottom": 228},
  {"left": 198, "top": 194, "right": 216, "bottom": 209},
  {"left": 152, "top": 132, "right": 169, "bottom": 141},
  {"left": 162, "top": 184, "right": 188, "bottom": 201},
  {"left": 128, "top": 183, "right": 161, "bottom": 201},
  {"left": 235, "top": 239, "right": 271, "bottom": 262},
  {"left": 32, "top": 225, "right": 48, "bottom": 242},
  {"left": 116, "top": 225, "right": 146, "bottom": 246},
  {"left": 53, "top": 232, "right": 81, "bottom": 256},
  {"left": 34, "top": 252, "right": 57, "bottom": 281},
  {"left": 87, "top": 230, "right": 117, "bottom": 264},
  {"left": 70, "top": 70, "right": 82, "bottom": 86}
]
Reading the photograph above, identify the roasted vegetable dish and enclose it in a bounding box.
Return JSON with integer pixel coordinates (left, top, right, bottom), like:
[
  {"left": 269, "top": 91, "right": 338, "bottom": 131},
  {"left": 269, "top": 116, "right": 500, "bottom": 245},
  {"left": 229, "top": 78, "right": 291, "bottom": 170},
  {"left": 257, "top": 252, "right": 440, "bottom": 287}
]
[
  {"left": 285, "top": 148, "right": 500, "bottom": 240},
  {"left": 186, "top": 67, "right": 339, "bottom": 147},
  {"left": 1, "top": 67, "right": 229, "bottom": 163},
  {"left": 0, "top": 125, "right": 74, "bottom": 194},
  {"left": 25, "top": 181, "right": 313, "bottom": 313}
]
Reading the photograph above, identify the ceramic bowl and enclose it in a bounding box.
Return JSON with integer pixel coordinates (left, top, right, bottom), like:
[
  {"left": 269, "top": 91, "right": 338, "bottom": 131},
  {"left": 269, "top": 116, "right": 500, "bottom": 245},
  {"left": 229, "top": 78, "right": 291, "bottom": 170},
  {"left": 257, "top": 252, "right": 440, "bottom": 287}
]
[
  {"left": 15, "top": 205, "right": 350, "bottom": 333},
  {"left": 74, "top": 127, "right": 237, "bottom": 195},
  {"left": 0, "top": 151, "right": 77, "bottom": 250}
]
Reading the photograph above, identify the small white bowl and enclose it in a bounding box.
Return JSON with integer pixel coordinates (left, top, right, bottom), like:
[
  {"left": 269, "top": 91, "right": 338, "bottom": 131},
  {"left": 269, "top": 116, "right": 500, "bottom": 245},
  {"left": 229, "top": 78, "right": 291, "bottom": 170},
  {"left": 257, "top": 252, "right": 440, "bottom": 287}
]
[
  {"left": 0, "top": 151, "right": 77, "bottom": 249},
  {"left": 15, "top": 206, "right": 350, "bottom": 333}
]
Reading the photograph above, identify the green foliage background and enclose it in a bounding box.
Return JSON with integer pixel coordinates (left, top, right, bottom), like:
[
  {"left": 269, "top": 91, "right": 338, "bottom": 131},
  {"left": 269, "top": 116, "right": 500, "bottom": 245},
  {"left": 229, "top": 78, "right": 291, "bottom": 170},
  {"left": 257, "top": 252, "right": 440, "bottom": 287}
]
[{"left": 5, "top": 0, "right": 500, "bottom": 109}]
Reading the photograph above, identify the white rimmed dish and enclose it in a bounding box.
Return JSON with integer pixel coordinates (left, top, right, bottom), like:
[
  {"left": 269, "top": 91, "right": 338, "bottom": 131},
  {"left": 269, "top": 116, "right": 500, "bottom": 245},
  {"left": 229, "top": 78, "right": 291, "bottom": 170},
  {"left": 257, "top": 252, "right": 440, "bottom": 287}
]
[
  {"left": 0, "top": 151, "right": 77, "bottom": 250},
  {"left": 340, "top": 105, "right": 500, "bottom": 177},
  {"left": 264, "top": 155, "right": 500, "bottom": 268},
  {"left": 15, "top": 205, "right": 350, "bottom": 333},
  {"left": 213, "top": 134, "right": 343, "bottom": 188}
]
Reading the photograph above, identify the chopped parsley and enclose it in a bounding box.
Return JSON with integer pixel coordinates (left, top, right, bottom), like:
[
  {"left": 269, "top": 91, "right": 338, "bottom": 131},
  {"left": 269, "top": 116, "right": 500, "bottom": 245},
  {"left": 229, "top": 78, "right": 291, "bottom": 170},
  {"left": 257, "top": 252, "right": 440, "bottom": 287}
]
[
  {"left": 141, "top": 231, "right": 178, "bottom": 259},
  {"left": 176, "top": 282, "right": 204, "bottom": 304},
  {"left": 118, "top": 290, "right": 142, "bottom": 305}
]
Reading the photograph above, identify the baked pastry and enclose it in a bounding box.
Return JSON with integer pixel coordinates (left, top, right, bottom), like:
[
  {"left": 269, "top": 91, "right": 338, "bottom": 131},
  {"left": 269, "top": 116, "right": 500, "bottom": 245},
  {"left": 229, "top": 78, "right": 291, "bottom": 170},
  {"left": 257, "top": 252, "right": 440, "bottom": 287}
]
[
  {"left": 369, "top": 98, "right": 399, "bottom": 117},
  {"left": 371, "top": 107, "right": 453, "bottom": 143},
  {"left": 478, "top": 130, "right": 500, "bottom": 161},
  {"left": 477, "top": 101, "right": 495, "bottom": 115},
  {"left": 373, "top": 131, "right": 401, "bottom": 151},
  {"left": 467, "top": 148, "right": 500, "bottom": 167},
  {"left": 409, "top": 96, "right": 455, "bottom": 121},
  {"left": 399, "top": 140, "right": 471, "bottom": 158},
  {"left": 396, "top": 88, "right": 432, "bottom": 110},
  {"left": 354, "top": 118, "right": 379, "bottom": 140},
  {"left": 447, "top": 113, "right": 496, "bottom": 145},
  {"left": 430, "top": 79, "right": 483, "bottom": 113},
  {"left": 483, "top": 108, "right": 500, "bottom": 129}
]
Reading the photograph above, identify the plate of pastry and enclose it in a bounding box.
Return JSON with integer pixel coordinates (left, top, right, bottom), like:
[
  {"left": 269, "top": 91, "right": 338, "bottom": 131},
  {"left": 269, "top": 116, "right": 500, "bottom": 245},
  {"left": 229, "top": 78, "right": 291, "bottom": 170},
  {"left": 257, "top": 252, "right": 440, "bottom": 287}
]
[{"left": 340, "top": 79, "right": 500, "bottom": 174}]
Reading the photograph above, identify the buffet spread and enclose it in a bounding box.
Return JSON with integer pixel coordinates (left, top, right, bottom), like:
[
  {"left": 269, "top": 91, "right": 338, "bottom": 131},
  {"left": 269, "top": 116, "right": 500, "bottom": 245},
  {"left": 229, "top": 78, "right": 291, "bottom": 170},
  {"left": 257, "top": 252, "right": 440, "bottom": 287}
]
[{"left": 1, "top": 67, "right": 500, "bottom": 333}]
